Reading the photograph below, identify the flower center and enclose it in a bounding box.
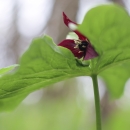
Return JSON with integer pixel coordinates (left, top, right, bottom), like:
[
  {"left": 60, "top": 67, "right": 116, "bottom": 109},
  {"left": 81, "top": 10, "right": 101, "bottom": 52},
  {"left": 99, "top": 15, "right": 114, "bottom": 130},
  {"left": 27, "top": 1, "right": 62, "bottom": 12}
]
[
  {"left": 74, "top": 40, "right": 89, "bottom": 51},
  {"left": 78, "top": 41, "right": 88, "bottom": 51}
]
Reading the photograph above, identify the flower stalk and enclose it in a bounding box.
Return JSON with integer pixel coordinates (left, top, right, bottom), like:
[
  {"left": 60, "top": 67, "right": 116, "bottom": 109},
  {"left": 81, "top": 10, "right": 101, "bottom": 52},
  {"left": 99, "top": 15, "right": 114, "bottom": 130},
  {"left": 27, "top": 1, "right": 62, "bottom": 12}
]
[
  {"left": 91, "top": 75, "right": 102, "bottom": 130},
  {"left": 59, "top": 12, "right": 101, "bottom": 129}
]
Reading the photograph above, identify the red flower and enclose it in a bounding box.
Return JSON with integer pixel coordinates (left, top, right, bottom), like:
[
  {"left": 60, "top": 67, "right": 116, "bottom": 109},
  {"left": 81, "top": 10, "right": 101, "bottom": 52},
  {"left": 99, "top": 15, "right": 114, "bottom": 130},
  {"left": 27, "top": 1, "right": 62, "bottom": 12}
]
[{"left": 58, "top": 12, "right": 98, "bottom": 60}]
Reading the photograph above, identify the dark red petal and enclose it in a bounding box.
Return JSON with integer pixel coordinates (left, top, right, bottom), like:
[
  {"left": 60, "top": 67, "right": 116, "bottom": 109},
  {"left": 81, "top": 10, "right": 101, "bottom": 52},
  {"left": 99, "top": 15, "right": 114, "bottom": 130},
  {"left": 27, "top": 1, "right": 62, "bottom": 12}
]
[
  {"left": 58, "top": 39, "right": 84, "bottom": 58},
  {"left": 63, "top": 12, "right": 77, "bottom": 27},
  {"left": 84, "top": 44, "right": 98, "bottom": 60},
  {"left": 62, "top": 13, "right": 99, "bottom": 60},
  {"left": 63, "top": 12, "right": 87, "bottom": 41}
]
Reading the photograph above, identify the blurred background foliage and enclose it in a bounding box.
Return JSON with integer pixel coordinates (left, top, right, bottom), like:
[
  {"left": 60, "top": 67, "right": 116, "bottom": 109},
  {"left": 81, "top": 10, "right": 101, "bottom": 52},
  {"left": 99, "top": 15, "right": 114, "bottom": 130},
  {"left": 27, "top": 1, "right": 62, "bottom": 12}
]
[{"left": 0, "top": 0, "right": 130, "bottom": 130}]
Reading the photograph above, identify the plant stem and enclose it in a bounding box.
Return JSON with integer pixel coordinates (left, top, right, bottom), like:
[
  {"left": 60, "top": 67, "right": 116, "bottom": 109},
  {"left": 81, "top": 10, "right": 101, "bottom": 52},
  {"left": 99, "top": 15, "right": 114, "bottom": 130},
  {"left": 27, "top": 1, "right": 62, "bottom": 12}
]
[{"left": 91, "top": 75, "right": 102, "bottom": 130}]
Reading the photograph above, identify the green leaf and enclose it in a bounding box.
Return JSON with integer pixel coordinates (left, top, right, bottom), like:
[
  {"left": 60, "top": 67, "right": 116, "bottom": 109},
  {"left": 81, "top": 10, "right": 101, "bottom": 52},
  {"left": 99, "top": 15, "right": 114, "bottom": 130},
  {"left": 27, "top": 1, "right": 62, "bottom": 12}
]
[
  {"left": 100, "top": 63, "right": 130, "bottom": 98},
  {"left": 77, "top": 4, "right": 130, "bottom": 97},
  {"left": 78, "top": 4, "right": 130, "bottom": 73},
  {"left": 0, "top": 36, "right": 91, "bottom": 111},
  {"left": 78, "top": 4, "right": 130, "bottom": 53},
  {"left": 0, "top": 64, "right": 18, "bottom": 76}
]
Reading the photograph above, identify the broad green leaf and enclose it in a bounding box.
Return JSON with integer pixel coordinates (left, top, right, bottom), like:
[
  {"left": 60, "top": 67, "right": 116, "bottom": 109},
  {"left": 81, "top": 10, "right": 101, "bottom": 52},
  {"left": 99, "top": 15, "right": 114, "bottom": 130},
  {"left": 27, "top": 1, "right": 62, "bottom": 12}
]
[
  {"left": 0, "top": 35, "right": 91, "bottom": 111},
  {"left": 0, "top": 64, "right": 18, "bottom": 76},
  {"left": 77, "top": 4, "right": 130, "bottom": 97},
  {"left": 78, "top": 4, "right": 130, "bottom": 73},
  {"left": 100, "top": 63, "right": 130, "bottom": 98},
  {"left": 78, "top": 4, "right": 130, "bottom": 53}
]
